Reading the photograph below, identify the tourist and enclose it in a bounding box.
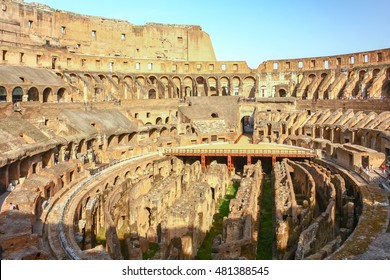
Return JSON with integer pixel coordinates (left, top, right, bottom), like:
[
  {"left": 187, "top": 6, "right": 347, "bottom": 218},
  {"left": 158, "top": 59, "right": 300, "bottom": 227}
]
[{"left": 9, "top": 203, "right": 16, "bottom": 210}]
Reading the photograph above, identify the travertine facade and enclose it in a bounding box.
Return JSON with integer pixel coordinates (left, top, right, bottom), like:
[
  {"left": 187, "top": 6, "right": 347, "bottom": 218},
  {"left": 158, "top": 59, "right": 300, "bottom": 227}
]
[{"left": 0, "top": 0, "right": 389, "bottom": 260}]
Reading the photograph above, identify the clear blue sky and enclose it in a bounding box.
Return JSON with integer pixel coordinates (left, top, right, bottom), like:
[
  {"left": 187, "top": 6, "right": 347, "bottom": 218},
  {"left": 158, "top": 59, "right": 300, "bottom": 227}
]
[{"left": 27, "top": 0, "right": 389, "bottom": 68}]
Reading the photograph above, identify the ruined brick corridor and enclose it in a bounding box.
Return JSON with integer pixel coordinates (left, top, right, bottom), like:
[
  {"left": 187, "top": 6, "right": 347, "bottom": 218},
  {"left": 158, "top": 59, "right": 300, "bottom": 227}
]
[{"left": 0, "top": 0, "right": 389, "bottom": 260}]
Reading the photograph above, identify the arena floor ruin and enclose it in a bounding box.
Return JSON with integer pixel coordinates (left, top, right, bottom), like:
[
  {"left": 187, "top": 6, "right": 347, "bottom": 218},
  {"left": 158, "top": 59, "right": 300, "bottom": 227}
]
[{"left": 0, "top": 0, "right": 389, "bottom": 260}]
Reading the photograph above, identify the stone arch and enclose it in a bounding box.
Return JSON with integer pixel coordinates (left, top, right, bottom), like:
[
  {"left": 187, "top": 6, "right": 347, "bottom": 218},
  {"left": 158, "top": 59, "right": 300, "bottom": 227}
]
[
  {"left": 84, "top": 73, "right": 94, "bottom": 84},
  {"left": 359, "top": 70, "right": 366, "bottom": 80},
  {"left": 149, "top": 128, "right": 158, "bottom": 141},
  {"left": 172, "top": 76, "right": 181, "bottom": 98},
  {"left": 27, "top": 87, "right": 39, "bottom": 102},
  {"left": 107, "top": 135, "right": 117, "bottom": 149},
  {"left": 43, "top": 87, "right": 52, "bottom": 103},
  {"left": 128, "top": 132, "right": 137, "bottom": 144},
  {"left": 170, "top": 126, "right": 177, "bottom": 135},
  {"left": 231, "top": 76, "right": 240, "bottom": 96},
  {"left": 279, "top": 89, "right": 287, "bottom": 97},
  {"left": 123, "top": 75, "right": 134, "bottom": 99},
  {"left": 196, "top": 76, "right": 207, "bottom": 96},
  {"left": 123, "top": 75, "right": 133, "bottom": 86},
  {"left": 317, "top": 73, "right": 328, "bottom": 99},
  {"left": 243, "top": 76, "right": 256, "bottom": 98},
  {"left": 148, "top": 75, "right": 158, "bottom": 86},
  {"left": 111, "top": 75, "right": 120, "bottom": 85},
  {"left": 156, "top": 117, "right": 162, "bottom": 125},
  {"left": 136, "top": 76, "right": 146, "bottom": 86},
  {"left": 160, "top": 76, "right": 170, "bottom": 98},
  {"left": 135, "top": 166, "right": 142, "bottom": 177},
  {"left": 57, "top": 88, "right": 66, "bottom": 102},
  {"left": 186, "top": 125, "right": 195, "bottom": 134},
  {"left": 208, "top": 77, "right": 218, "bottom": 96},
  {"left": 165, "top": 116, "right": 169, "bottom": 124},
  {"left": 383, "top": 68, "right": 390, "bottom": 98},
  {"left": 220, "top": 76, "right": 230, "bottom": 95},
  {"left": 12, "top": 87, "right": 23, "bottom": 103},
  {"left": 69, "top": 73, "right": 78, "bottom": 84},
  {"left": 0, "top": 86, "right": 7, "bottom": 102},
  {"left": 160, "top": 127, "right": 169, "bottom": 137},
  {"left": 118, "top": 133, "right": 127, "bottom": 145},
  {"left": 148, "top": 89, "right": 156, "bottom": 99},
  {"left": 145, "top": 163, "right": 152, "bottom": 173},
  {"left": 77, "top": 139, "right": 85, "bottom": 154},
  {"left": 98, "top": 74, "right": 107, "bottom": 83},
  {"left": 183, "top": 76, "right": 193, "bottom": 97}
]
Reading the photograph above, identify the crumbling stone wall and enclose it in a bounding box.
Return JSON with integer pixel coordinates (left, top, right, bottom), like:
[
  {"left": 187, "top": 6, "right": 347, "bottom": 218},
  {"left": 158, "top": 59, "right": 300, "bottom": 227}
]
[
  {"left": 213, "top": 161, "right": 263, "bottom": 259},
  {"left": 274, "top": 159, "right": 353, "bottom": 259},
  {"left": 103, "top": 158, "right": 229, "bottom": 260}
]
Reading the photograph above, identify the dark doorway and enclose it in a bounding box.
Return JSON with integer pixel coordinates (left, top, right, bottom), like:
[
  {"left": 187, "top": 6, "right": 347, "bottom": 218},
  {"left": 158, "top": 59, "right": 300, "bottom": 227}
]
[
  {"left": 27, "top": 87, "right": 39, "bottom": 101},
  {"left": 241, "top": 115, "right": 254, "bottom": 134},
  {"left": 12, "top": 87, "right": 23, "bottom": 103},
  {"left": 43, "top": 88, "right": 51, "bottom": 103},
  {"left": 0, "top": 86, "right": 7, "bottom": 102}
]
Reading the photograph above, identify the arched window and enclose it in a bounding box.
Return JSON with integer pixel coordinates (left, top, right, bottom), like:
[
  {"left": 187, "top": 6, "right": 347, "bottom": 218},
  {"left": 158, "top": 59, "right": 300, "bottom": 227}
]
[
  {"left": 0, "top": 86, "right": 7, "bottom": 102},
  {"left": 27, "top": 87, "right": 39, "bottom": 102},
  {"left": 12, "top": 87, "right": 23, "bottom": 103}
]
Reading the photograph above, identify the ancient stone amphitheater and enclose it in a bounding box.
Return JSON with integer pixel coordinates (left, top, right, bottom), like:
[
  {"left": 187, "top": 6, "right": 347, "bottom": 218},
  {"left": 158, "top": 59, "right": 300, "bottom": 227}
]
[{"left": 0, "top": 0, "right": 389, "bottom": 260}]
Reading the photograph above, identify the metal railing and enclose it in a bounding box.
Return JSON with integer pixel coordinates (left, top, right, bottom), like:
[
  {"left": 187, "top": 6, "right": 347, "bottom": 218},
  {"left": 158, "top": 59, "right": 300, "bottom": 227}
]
[{"left": 164, "top": 148, "right": 316, "bottom": 157}]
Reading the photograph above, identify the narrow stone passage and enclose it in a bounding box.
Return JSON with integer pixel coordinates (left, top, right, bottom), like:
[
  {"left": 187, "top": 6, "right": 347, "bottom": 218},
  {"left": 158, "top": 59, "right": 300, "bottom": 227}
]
[
  {"left": 195, "top": 181, "right": 239, "bottom": 259},
  {"left": 257, "top": 175, "right": 273, "bottom": 259}
]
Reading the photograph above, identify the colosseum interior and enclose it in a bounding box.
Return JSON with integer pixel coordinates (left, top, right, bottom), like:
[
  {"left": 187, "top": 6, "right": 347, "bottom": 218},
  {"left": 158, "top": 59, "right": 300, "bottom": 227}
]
[{"left": 0, "top": 0, "right": 389, "bottom": 260}]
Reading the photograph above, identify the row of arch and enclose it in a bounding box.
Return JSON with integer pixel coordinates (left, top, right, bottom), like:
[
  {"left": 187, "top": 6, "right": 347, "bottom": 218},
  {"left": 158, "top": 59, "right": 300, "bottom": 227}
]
[
  {"left": 64, "top": 72, "right": 259, "bottom": 100},
  {"left": 0, "top": 86, "right": 67, "bottom": 103},
  {"left": 294, "top": 67, "right": 390, "bottom": 100},
  {"left": 2, "top": 67, "right": 389, "bottom": 103}
]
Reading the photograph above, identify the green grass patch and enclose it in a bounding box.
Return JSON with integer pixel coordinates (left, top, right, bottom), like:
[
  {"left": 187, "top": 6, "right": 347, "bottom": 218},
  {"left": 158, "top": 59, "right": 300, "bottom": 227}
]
[
  {"left": 143, "top": 242, "right": 159, "bottom": 260},
  {"left": 257, "top": 176, "right": 273, "bottom": 260},
  {"left": 196, "top": 182, "right": 239, "bottom": 260}
]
